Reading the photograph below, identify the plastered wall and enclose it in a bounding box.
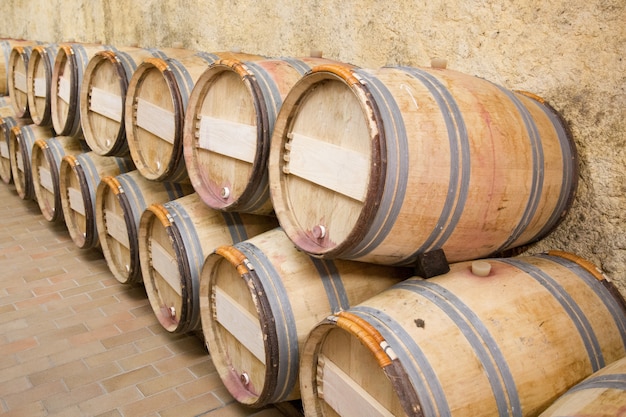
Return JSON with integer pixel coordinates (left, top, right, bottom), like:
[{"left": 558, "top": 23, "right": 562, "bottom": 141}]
[{"left": 1, "top": 0, "right": 624, "bottom": 293}]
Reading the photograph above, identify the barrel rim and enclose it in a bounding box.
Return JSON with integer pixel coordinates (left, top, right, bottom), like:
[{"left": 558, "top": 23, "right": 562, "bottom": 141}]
[
  {"left": 26, "top": 45, "right": 56, "bottom": 126},
  {"left": 201, "top": 244, "right": 280, "bottom": 406},
  {"left": 32, "top": 138, "right": 62, "bottom": 222},
  {"left": 268, "top": 65, "right": 385, "bottom": 258},
  {"left": 10, "top": 125, "right": 36, "bottom": 200},
  {"left": 300, "top": 315, "right": 421, "bottom": 417},
  {"left": 140, "top": 202, "right": 193, "bottom": 333},
  {"left": 183, "top": 61, "right": 271, "bottom": 213},
  {"left": 60, "top": 153, "right": 95, "bottom": 248},
  {"left": 80, "top": 51, "right": 130, "bottom": 156},
  {"left": 96, "top": 174, "right": 140, "bottom": 284},
  {"left": 8, "top": 46, "right": 31, "bottom": 118},
  {"left": 51, "top": 45, "right": 80, "bottom": 136},
  {"left": 125, "top": 58, "right": 186, "bottom": 181}
]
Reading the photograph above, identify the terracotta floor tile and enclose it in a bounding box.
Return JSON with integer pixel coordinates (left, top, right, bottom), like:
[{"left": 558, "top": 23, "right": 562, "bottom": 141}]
[
  {"left": 119, "top": 389, "right": 184, "bottom": 417},
  {"left": 158, "top": 392, "right": 224, "bottom": 417},
  {"left": 136, "top": 368, "right": 195, "bottom": 397},
  {"left": 0, "top": 401, "right": 47, "bottom": 417},
  {"left": 1, "top": 349, "right": 49, "bottom": 377},
  {"left": 117, "top": 345, "right": 173, "bottom": 372},
  {"left": 100, "top": 327, "right": 153, "bottom": 349},
  {"left": 48, "top": 340, "right": 107, "bottom": 366},
  {"left": 82, "top": 343, "right": 139, "bottom": 369},
  {"left": 64, "top": 362, "right": 123, "bottom": 390},
  {"left": 28, "top": 359, "right": 88, "bottom": 385},
  {"left": 175, "top": 373, "right": 225, "bottom": 401},
  {"left": 16, "top": 338, "right": 70, "bottom": 363},
  {"left": 101, "top": 365, "right": 159, "bottom": 392},
  {"left": 42, "top": 382, "right": 105, "bottom": 413},
  {"left": 2, "top": 379, "right": 67, "bottom": 409},
  {"left": 36, "top": 322, "right": 89, "bottom": 345},
  {"left": 77, "top": 386, "right": 143, "bottom": 416}
]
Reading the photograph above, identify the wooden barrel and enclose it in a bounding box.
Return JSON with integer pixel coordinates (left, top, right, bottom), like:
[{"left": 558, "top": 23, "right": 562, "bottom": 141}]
[
  {"left": 126, "top": 51, "right": 262, "bottom": 182},
  {"left": 0, "top": 108, "right": 20, "bottom": 184},
  {"left": 138, "top": 192, "right": 278, "bottom": 333},
  {"left": 9, "top": 124, "right": 54, "bottom": 200},
  {"left": 60, "top": 151, "right": 135, "bottom": 249},
  {"left": 183, "top": 56, "right": 343, "bottom": 215},
  {"left": 95, "top": 170, "right": 194, "bottom": 284},
  {"left": 268, "top": 64, "right": 578, "bottom": 266},
  {"left": 539, "top": 355, "right": 626, "bottom": 416},
  {"left": 32, "top": 136, "right": 90, "bottom": 222},
  {"left": 0, "top": 115, "right": 15, "bottom": 184},
  {"left": 80, "top": 46, "right": 197, "bottom": 156},
  {"left": 0, "top": 96, "right": 15, "bottom": 118},
  {"left": 51, "top": 42, "right": 113, "bottom": 137},
  {"left": 26, "top": 43, "right": 58, "bottom": 127},
  {"left": 8, "top": 44, "right": 34, "bottom": 118},
  {"left": 0, "top": 114, "right": 32, "bottom": 184},
  {"left": 299, "top": 251, "right": 626, "bottom": 417},
  {"left": 200, "top": 227, "right": 413, "bottom": 407},
  {"left": 1, "top": 39, "right": 37, "bottom": 95}
]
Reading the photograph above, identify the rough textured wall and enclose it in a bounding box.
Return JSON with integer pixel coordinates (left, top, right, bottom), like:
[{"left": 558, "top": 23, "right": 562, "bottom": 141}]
[{"left": 1, "top": 0, "right": 624, "bottom": 292}]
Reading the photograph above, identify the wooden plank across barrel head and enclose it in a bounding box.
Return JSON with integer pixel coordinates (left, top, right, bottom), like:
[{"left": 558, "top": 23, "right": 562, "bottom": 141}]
[
  {"left": 51, "top": 42, "right": 113, "bottom": 138},
  {"left": 60, "top": 151, "right": 135, "bottom": 249},
  {"left": 299, "top": 251, "right": 626, "bottom": 417},
  {"left": 95, "top": 170, "right": 194, "bottom": 284},
  {"left": 32, "top": 136, "right": 90, "bottom": 222},
  {"left": 80, "top": 46, "right": 197, "bottom": 156},
  {"left": 126, "top": 51, "right": 262, "bottom": 182},
  {"left": 9, "top": 124, "right": 54, "bottom": 200},
  {"left": 200, "top": 227, "right": 413, "bottom": 407},
  {"left": 8, "top": 44, "right": 34, "bottom": 118},
  {"left": 138, "top": 192, "right": 277, "bottom": 333},
  {"left": 27, "top": 44, "right": 59, "bottom": 127},
  {"left": 268, "top": 64, "right": 578, "bottom": 266},
  {"left": 539, "top": 355, "right": 626, "bottom": 416},
  {"left": 183, "top": 55, "right": 343, "bottom": 215}
]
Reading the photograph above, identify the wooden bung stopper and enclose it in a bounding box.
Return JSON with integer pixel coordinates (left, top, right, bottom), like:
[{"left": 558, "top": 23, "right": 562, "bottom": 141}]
[{"left": 471, "top": 260, "right": 491, "bottom": 277}]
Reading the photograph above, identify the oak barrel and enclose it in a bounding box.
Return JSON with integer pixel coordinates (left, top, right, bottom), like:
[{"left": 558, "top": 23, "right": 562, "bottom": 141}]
[
  {"left": 0, "top": 96, "right": 15, "bottom": 118},
  {"left": 183, "top": 56, "right": 342, "bottom": 215},
  {"left": 299, "top": 251, "right": 626, "bottom": 417},
  {"left": 32, "top": 136, "right": 90, "bottom": 222},
  {"left": 0, "top": 110, "right": 19, "bottom": 184},
  {"left": 9, "top": 124, "right": 54, "bottom": 200},
  {"left": 8, "top": 44, "right": 34, "bottom": 118},
  {"left": 539, "top": 355, "right": 626, "bottom": 416},
  {"left": 26, "top": 43, "right": 58, "bottom": 127},
  {"left": 200, "top": 227, "right": 413, "bottom": 407},
  {"left": 126, "top": 51, "right": 262, "bottom": 182},
  {"left": 268, "top": 64, "right": 578, "bottom": 265},
  {"left": 95, "top": 170, "right": 194, "bottom": 284},
  {"left": 80, "top": 46, "right": 197, "bottom": 156},
  {"left": 1, "top": 115, "right": 32, "bottom": 184},
  {"left": 1, "top": 39, "right": 37, "bottom": 95},
  {"left": 51, "top": 42, "right": 113, "bottom": 137},
  {"left": 60, "top": 151, "right": 134, "bottom": 249},
  {"left": 138, "top": 192, "right": 277, "bottom": 333}
]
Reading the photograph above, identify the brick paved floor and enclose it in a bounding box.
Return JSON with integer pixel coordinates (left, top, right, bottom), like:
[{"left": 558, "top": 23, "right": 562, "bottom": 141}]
[{"left": 0, "top": 181, "right": 302, "bottom": 417}]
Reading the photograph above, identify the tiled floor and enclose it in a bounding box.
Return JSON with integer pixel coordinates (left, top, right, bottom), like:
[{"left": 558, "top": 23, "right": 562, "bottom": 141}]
[{"left": 0, "top": 181, "right": 302, "bottom": 417}]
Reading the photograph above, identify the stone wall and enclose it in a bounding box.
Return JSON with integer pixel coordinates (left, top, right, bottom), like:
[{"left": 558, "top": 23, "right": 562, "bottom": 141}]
[{"left": 1, "top": 0, "right": 624, "bottom": 292}]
